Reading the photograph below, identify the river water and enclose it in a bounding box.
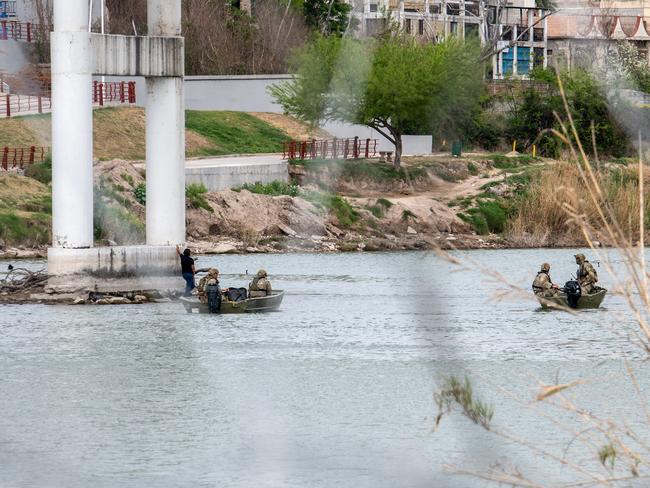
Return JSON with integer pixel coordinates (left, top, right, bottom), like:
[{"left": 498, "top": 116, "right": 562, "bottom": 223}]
[{"left": 1, "top": 249, "right": 648, "bottom": 487}]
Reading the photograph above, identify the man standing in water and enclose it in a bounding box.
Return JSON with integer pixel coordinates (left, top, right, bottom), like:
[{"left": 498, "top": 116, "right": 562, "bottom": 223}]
[
  {"left": 575, "top": 253, "right": 598, "bottom": 294},
  {"left": 176, "top": 245, "right": 196, "bottom": 296},
  {"left": 532, "top": 262, "right": 559, "bottom": 297}
]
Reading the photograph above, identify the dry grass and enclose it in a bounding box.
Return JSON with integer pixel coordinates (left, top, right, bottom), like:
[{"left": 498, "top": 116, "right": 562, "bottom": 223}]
[
  {"left": 507, "top": 163, "right": 650, "bottom": 247},
  {"left": 249, "top": 112, "right": 330, "bottom": 141}
]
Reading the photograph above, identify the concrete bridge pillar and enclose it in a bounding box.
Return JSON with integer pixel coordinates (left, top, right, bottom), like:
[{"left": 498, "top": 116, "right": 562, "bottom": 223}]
[
  {"left": 47, "top": 0, "right": 185, "bottom": 294},
  {"left": 51, "top": 0, "right": 93, "bottom": 248},
  {"left": 146, "top": 0, "right": 185, "bottom": 246}
]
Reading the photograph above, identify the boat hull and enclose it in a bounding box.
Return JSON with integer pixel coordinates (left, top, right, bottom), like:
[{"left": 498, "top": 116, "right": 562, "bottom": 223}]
[
  {"left": 180, "top": 290, "right": 284, "bottom": 314},
  {"left": 536, "top": 288, "right": 607, "bottom": 309}
]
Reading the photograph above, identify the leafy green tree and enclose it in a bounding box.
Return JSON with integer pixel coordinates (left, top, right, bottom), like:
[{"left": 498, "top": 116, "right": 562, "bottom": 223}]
[
  {"left": 270, "top": 35, "right": 484, "bottom": 168},
  {"left": 303, "top": 0, "right": 355, "bottom": 36}
]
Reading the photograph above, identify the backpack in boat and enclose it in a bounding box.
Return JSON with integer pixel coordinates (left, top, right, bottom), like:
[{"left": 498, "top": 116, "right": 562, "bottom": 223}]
[
  {"left": 206, "top": 284, "right": 221, "bottom": 313},
  {"left": 564, "top": 280, "right": 581, "bottom": 309},
  {"left": 226, "top": 287, "right": 248, "bottom": 302}
]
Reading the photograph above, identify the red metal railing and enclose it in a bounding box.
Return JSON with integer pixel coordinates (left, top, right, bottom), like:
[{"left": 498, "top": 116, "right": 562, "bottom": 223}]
[
  {"left": 1, "top": 93, "right": 51, "bottom": 117},
  {"left": 283, "top": 137, "right": 378, "bottom": 160},
  {"left": 0, "top": 81, "right": 137, "bottom": 117},
  {"left": 0, "top": 21, "right": 41, "bottom": 42},
  {"left": 93, "top": 81, "right": 137, "bottom": 106},
  {"left": 1, "top": 146, "right": 49, "bottom": 171}
]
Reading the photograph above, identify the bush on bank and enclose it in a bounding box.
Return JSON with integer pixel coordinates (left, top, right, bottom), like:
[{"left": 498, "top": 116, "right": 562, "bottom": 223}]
[{"left": 466, "top": 69, "right": 632, "bottom": 158}]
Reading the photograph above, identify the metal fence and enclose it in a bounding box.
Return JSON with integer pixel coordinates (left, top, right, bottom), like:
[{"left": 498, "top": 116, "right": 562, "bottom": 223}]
[
  {"left": 93, "top": 81, "right": 137, "bottom": 106},
  {"left": 283, "top": 137, "right": 378, "bottom": 160},
  {"left": 0, "top": 81, "right": 137, "bottom": 117},
  {"left": 1, "top": 146, "right": 49, "bottom": 171},
  {"left": 0, "top": 21, "right": 42, "bottom": 42},
  {"left": 0, "top": 93, "right": 51, "bottom": 117}
]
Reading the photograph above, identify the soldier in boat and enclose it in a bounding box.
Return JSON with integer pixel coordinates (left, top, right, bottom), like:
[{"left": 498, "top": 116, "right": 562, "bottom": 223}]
[
  {"left": 575, "top": 253, "right": 598, "bottom": 295},
  {"left": 532, "top": 262, "right": 560, "bottom": 297},
  {"left": 249, "top": 269, "right": 272, "bottom": 298},
  {"left": 197, "top": 268, "right": 220, "bottom": 303}
]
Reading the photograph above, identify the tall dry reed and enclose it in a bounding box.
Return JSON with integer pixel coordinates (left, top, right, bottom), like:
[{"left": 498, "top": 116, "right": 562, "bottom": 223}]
[
  {"left": 507, "top": 163, "right": 650, "bottom": 247},
  {"left": 433, "top": 75, "right": 650, "bottom": 486}
]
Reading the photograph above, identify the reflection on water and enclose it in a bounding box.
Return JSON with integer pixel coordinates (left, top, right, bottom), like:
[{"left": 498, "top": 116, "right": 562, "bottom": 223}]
[{"left": 0, "top": 249, "right": 647, "bottom": 487}]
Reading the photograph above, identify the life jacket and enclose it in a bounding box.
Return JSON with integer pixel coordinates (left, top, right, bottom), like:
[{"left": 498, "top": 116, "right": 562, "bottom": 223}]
[{"left": 532, "top": 271, "right": 551, "bottom": 291}]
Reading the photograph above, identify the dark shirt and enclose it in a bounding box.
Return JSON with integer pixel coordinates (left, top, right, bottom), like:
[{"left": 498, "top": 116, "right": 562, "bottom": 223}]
[{"left": 180, "top": 254, "right": 194, "bottom": 274}]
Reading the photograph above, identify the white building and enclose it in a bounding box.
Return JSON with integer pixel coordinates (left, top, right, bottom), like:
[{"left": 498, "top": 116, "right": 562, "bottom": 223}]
[{"left": 348, "top": 0, "right": 550, "bottom": 79}]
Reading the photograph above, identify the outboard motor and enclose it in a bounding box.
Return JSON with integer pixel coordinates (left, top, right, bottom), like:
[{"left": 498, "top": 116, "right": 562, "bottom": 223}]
[
  {"left": 206, "top": 283, "right": 221, "bottom": 313},
  {"left": 564, "top": 280, "right": 581, "bottom": 309}
]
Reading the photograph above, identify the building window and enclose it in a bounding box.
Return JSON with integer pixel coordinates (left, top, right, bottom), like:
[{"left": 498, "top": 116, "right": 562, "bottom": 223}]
[
  {"left": 450, "top": 22, "right": 458, "bottom": 34},
  {"left": 418, "top": 19, "right": 424, "bottom": 35},
  {"left": 465, "top": 23, "right": 479, "bottom": 38},
  {"left": 369, "top": 3, "right": 378, "bottom": 12},
  {"left": 465, "top": 1, "right": 479, "bottom": 16},
  {"left": 429, "top": 4, "right": 440, "bottom": 14},
  {"left": 447, "top": 3, "right": 460, "bottom": 15},
  {"left": 405, "top": 18, "right": 412, "bottom": 33},
  {"left": 534, "top": 47, "right": 544, "bottom": 66}
]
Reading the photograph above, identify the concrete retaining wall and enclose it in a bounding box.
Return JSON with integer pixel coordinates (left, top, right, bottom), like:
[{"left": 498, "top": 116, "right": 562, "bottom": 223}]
[{"left": 185, "top": 156, "right": 289, "bottom": 192}]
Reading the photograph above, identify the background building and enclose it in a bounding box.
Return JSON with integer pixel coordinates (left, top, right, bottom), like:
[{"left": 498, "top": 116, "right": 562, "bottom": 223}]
[{"left": 348, "top": 0, "right": 550, "bottom": 79}]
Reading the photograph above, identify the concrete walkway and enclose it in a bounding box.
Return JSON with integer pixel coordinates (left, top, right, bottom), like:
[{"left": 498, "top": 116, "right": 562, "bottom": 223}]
[{"left": 185, "top": 153, "right": 288, "bottom": 191}]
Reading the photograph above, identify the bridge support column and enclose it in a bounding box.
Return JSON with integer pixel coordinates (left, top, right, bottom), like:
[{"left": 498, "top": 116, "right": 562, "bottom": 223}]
[
  {"left": 145, "top": 0, "right": 185, "bottom": 246},
  {"left": 51, "top": 0, "right": 93, "bottom": 248}
]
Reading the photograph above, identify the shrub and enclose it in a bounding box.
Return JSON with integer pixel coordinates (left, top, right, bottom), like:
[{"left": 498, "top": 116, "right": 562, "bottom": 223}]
[
  {"left": 234, "top": 180, "right": 300, "bottom": 197},
  {"left": 134, "top": 183, "right": 146, "bottom": 205},
  {"left": 186, "top": 183, "right": 213, "bottom": 212},
  {"left": 328, "top": 195, "right": 358, "bottom": 227},
  {"left": 24, "top": 158, "right": 52, "bottom": 184},
  {"left": 376, "top": 197, "right": 393, "bottom": 209},
  {"left": 0, "top": 211, "right": 50, "bottom": 246},
  {"left": 458, "top": 211, "right": 489, "bottom": 235},
  {"left": 121, "top": 173, "right": 135, "bottom": 186},
  {"left": 401, "top": 209, "right": 417, "bottom": 221}
]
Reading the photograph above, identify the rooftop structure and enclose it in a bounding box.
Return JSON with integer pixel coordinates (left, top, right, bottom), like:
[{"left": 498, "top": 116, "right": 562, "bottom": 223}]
[{"left": 547, "top": 1, "right": 650, "bottom": 69}]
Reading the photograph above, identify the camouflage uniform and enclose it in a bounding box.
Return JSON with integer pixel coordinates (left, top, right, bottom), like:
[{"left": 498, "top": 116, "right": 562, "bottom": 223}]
[
  {"left": 532, "top": 262, "right": 558, "bottom": 297},
  {"left": 198, "top": 268, "right": 220, "bottom": 303},
  {"left": 249, "top": 269, "right": 272, "bottom": 298},
  {"left": 575, "top": 254, "right": 598, "bottom": 295}
]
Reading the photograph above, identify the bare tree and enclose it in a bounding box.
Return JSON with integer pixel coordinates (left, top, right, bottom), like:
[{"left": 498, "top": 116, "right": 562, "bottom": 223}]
[{"left": 182, "top": 0, "right": 308, "bottom": 75}]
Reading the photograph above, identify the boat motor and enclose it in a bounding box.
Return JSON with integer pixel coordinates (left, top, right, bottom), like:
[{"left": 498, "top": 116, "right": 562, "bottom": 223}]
[
  {"left": 564, "top": 280, "right": 581, "bottom": 308},
  {"left": 206, "top": 283, "right": 221, "bottom": 313}
]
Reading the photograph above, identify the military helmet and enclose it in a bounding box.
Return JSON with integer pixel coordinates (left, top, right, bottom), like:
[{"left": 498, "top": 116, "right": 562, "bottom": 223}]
[
  {"left": 256, "top": 269, "right": 267, "bottom": 278},
  {"left": 208, "top": 267, "right": 219, "bottom": 276},
  {"left": 541, "top": 262, "right": 550, "bottom": 272},
  {"left": 574, "top": 253, "right": 586, "bottom": 263}
]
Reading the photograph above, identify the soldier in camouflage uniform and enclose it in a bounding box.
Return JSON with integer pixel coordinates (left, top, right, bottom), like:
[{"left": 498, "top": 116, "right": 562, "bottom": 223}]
[
  {"left": 249, "top": 269, "right": 272, "bottom": 298},
  {"left": 197, "top": 268, "right": 220, "bottom": 303},
  {"left": 532, "top": 262, "right": 559, "bottom": 297},
  {"left": 575, "top": 253, "right": 598, "bottom": 295}
]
